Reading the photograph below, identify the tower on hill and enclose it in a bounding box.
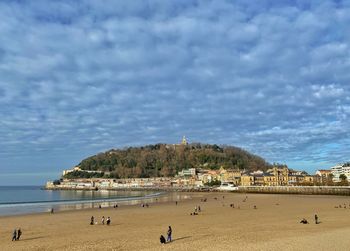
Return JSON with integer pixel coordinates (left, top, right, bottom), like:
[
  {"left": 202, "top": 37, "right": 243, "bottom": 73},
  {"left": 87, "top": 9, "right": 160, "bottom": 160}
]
[{"left": 181, "top": 135, "right": 188, "bottom": 145}]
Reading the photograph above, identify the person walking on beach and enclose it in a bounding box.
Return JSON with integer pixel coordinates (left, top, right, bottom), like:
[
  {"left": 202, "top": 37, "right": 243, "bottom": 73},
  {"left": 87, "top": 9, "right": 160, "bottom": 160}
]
[
  {"left": 16, "top": 228, "right": 22, "bottom": 240},
  {"left": 90, "top": 216, "right": 94, "bottom": 225},
  {"left": 102, "top": 216, "right": 105, "bottom": 225},
  {"left": 12, "top": 229, "right": 17, "bottom": 241},
  {"left": 315, "top": 214, "right": 319, "bottom": 224},
  {"left": 106, "top": 217, "right": 111, "bottom": 225},
  {"left": 167, "top": 226, "right": 172, "bottom": 242}
]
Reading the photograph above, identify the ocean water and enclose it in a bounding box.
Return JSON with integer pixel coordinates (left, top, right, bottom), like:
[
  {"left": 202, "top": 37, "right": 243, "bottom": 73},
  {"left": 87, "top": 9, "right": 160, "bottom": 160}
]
[{"left": 0, "top": 186, "right": 164, "bottom": 216}]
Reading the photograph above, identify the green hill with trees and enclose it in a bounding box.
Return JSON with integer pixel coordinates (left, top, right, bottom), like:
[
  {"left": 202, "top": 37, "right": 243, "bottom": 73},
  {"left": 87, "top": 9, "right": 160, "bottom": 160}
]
[{"left": 63, "top": 143, "right": 271, "bottom": 179}]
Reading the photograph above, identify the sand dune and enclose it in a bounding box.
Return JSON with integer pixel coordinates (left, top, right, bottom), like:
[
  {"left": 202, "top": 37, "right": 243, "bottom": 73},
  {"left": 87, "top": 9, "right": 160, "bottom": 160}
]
[{"left": 1, "top": 192, "right": 350, "bottom": 250}]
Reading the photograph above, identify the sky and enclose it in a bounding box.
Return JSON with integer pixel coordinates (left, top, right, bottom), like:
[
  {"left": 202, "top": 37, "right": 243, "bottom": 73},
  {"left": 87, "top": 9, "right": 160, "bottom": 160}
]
[{"left": 1, "top": 0, "right": 350, "bottom": 185}]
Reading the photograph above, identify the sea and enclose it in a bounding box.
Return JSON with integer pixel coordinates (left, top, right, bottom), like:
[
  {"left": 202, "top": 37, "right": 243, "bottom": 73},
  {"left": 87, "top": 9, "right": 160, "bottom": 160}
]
[{"left": 0, "top": 186, "right": 165, "bottom": 216}]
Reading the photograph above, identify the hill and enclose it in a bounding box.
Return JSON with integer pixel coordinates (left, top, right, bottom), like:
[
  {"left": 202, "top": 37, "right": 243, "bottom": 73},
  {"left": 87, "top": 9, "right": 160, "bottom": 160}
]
[{"left": 64, "top": 143, "right": 271, "bottom": 179}]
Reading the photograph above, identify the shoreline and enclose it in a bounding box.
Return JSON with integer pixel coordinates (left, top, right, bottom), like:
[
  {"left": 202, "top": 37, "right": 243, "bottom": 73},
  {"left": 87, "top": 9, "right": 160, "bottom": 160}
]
[{"left": 0, "top": 191, "right": 191, "bottom": 218}]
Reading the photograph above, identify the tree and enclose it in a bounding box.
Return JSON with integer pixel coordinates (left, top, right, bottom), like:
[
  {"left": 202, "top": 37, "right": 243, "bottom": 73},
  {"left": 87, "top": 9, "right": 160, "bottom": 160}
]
[
  {"left": 326, "top": 173, "right": 334, "bottom": 186},
  {"left": 53, "top": 180, "right": 61, "bottom": 185},
  {"left": 339, "top": 174, "right": 348, "bottom": 186}
]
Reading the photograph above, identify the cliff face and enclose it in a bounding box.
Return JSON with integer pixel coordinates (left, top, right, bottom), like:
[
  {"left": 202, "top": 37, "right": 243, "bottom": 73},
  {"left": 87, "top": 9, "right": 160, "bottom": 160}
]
[{"left": 69, "top": 143, "right": 270, "bottom": 179}]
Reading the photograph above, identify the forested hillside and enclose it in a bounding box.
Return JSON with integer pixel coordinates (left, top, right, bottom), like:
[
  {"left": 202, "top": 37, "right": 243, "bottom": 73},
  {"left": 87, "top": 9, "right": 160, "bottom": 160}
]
[{"left": 65, "top": 143, "right": 271, "bottom": 179}]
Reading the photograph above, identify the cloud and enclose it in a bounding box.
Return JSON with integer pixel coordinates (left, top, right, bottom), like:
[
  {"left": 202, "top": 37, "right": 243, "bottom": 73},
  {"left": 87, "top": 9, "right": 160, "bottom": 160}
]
[{"left": 0, "top": 0, "right": 350, "bottom": 182}]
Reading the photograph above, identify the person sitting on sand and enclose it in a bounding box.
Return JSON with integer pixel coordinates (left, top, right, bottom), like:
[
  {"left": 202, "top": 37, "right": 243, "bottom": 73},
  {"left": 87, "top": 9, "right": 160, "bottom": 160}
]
[
  {"left": 12, "top": 229, "right": 17, "bottom": 241},
  {"left": 300, "top": 218, "right": 309, "bottom": 224},
  {"left": 254, "top": 205, "right": 257, "bottom": 209},
  {"left": 106, "top": 217, "right": 111, "bottom": 225},
  {"left": 16, "top": 228, "right": 22, "bottom": 240},
  {"left": 160, "top": 235, "right": 166, "bottom": 244}
]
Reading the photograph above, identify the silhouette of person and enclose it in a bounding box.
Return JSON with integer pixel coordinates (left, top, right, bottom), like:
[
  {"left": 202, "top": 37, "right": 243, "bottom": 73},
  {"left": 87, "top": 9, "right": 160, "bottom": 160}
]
[
  {"left": 90, "top": 216, "right": 94, "bottom": 225},
  {"left": 16, "top": 229, "right": 22, "bottom": 240},
  {"left": 167, "top": 226, "right": 172, "bottom": 242},
  {"left": 12, "top": 229, "right": 17, "bottom": 241}
]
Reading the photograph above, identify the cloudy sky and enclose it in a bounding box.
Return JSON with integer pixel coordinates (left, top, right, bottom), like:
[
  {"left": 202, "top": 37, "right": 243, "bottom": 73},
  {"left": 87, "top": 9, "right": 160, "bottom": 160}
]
[{"left": 1, "top": 0, "right": 350, "bottom": 185}]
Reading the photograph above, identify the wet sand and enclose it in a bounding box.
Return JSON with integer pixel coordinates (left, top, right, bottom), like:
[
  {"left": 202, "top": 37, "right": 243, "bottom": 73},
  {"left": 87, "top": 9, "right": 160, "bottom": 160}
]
[{"left": 1, "top": 192, "right": 350, "bottom": 250}]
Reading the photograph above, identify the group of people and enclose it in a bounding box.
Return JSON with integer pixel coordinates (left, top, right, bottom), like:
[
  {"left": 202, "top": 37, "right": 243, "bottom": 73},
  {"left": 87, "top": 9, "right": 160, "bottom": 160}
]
[
  {"left": 190, "top": 205, "right": 201, "bottom": 215},
  {"left": 12, "top": 228, "right": 22, "bottom": 241},
  {"left": 90, "top": 216, "right": 111, "bottom": 225},
  {"left": 335, "top": 204, "right": 349, "bottom": 209},
  {"left": 160, "top": 226, "right": 172, "bottom": 244},
  {"left": 300, "top": 214, "right": 319, "bottom": 224}
]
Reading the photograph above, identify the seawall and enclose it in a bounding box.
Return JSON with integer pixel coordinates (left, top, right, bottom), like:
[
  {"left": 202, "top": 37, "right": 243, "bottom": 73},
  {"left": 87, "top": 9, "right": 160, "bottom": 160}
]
[{"left": 237, "top": 186, "right": 350, "bottom": 196}]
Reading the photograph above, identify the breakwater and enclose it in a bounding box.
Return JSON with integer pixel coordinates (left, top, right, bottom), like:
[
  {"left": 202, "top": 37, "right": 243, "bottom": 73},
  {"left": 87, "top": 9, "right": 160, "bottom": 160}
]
[{"left": 237, "top": 186, "right": 350, "bottom": 196}]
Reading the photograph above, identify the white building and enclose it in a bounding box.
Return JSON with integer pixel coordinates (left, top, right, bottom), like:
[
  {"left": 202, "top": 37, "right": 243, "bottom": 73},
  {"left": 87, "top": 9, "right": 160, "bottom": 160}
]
[
  {"left": 342, "top": 166, "right": 350, "bottom": 180},
  {"left": 178, "top": 168, "right": 196, "bottom": 177},
  {"left": 331, "top": 164, "right": 348, "bottom": 182}
]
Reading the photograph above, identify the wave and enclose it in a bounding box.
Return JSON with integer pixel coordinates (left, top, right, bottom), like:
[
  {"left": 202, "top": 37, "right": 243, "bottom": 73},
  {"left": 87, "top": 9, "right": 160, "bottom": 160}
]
[{"left": 0, "top": 192, "right": 165, "bottom": 208}]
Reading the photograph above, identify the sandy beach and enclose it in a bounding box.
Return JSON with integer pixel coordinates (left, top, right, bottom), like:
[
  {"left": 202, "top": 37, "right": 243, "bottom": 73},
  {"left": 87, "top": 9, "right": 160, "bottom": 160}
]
[{"left": 1, "top": 192, "right": 350, "bottom": 251}]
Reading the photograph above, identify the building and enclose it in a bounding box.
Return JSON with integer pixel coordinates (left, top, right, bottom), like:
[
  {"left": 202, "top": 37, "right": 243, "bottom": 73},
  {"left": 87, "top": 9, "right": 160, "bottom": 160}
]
[
  {"left": 331, "top": 164, "right": 346, "bottom": 182},
  {"left": 218, "top": 167, "right": 241, "bottom": 184},
  {"left": 181, "top": 135, "right": 188, "bottom": 145},
  {"left": 62, "top": 166, "right": 106, "bottom": 177},
  {"left": 178, "top": 168, "right": 196, "bottom": 177},
  {"left": 241, "top": 174, "right": 255, "bottom": 186},
  {"left": 266, "top": 167, "right": 289, "bottom": 186},
  {"left": 315, "top": 170, "right": 332, "bottom": 184},
  {"left": 263, "top": 174, "right": 278, "bottom": 186}
]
